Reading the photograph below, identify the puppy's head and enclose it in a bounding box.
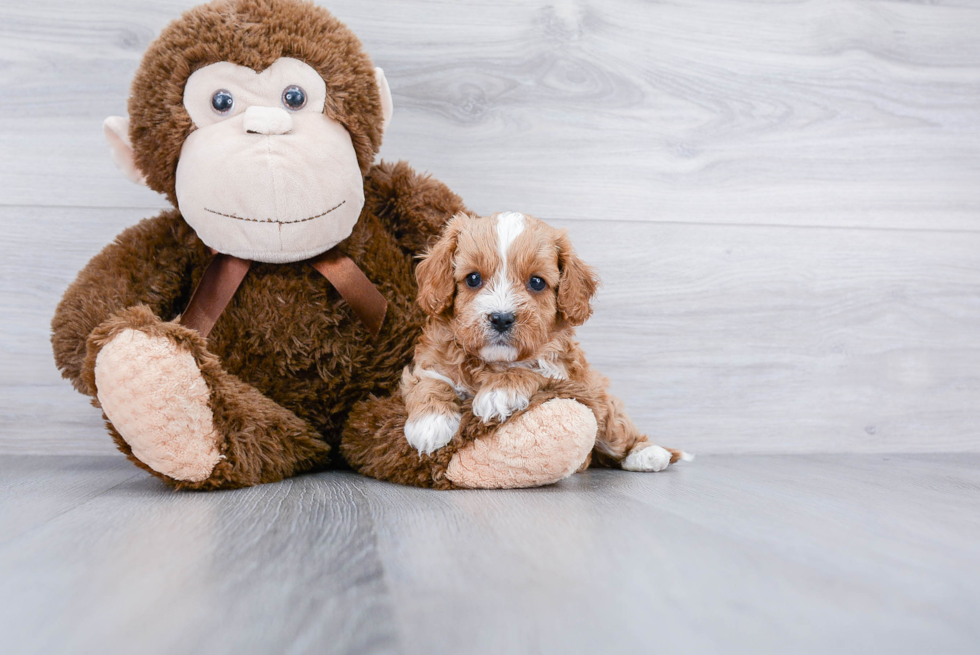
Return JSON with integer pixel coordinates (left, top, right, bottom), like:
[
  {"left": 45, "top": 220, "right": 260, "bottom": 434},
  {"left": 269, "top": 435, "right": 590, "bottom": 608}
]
[{"left": 416, "top": 212, "right": 599, "bottom": 362}]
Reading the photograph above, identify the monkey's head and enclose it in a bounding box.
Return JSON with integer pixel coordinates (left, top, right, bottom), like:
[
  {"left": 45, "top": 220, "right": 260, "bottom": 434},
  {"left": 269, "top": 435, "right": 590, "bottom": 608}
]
[{"left": 104, "top": 0, "right": 393, "bottom": 263}]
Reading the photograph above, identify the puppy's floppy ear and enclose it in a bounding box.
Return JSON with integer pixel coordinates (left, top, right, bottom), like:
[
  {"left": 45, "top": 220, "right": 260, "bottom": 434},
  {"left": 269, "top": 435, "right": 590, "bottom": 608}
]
[
  {"left": 416, "top": 214, "right": 464, "bottom": 316},
  {"left": 556, "top": 231, "right": 600, "bottom": 326}
]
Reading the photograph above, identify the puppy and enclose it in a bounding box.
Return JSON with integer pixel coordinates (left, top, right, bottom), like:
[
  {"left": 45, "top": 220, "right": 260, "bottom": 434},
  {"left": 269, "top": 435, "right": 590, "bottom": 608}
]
[{"left": 401, "top": 211, "right": 691, "bottom": 472}]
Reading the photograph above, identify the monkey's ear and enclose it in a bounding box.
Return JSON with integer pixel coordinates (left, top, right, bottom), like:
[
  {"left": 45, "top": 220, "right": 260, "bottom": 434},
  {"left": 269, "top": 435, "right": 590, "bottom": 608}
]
[
  {"left": 103, "top": 116, "right": 147, "bottom": 186},
  {"left": 375, "top": 68, "right": 393, "bottom": 132}
]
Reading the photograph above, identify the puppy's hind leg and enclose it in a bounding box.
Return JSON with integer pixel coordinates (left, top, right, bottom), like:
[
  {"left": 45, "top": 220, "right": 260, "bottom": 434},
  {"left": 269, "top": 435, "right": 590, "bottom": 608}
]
[{"left": 594, "top": 393, "right": 692, "bottom": 472}]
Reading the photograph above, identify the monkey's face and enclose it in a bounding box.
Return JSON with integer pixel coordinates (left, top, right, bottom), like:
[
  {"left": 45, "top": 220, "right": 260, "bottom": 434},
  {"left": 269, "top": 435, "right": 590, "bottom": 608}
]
[
  {"left": 104, "top": 1, "right": 392, "bottom": 263},
  {"left": 169, "top": 58, "right": 364, "bottom": 263}
]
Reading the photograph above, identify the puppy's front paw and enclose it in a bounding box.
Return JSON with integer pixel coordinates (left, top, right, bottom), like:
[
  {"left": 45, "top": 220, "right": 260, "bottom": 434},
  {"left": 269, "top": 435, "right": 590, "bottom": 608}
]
[
  {"left": 404, "top": 412, "right": 461, "bottom": 455},
  {"left": 622, "top": 445, "right": 673, "bottom": 472},
  {"left": 472, "top": 388, "right": 530, "bottom": 423}
]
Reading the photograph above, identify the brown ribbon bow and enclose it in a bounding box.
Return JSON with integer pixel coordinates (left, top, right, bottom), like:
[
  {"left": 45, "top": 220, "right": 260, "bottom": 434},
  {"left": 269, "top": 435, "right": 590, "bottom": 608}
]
[{"left": 180, "top": 247, "right": 388, "bottom": 338}]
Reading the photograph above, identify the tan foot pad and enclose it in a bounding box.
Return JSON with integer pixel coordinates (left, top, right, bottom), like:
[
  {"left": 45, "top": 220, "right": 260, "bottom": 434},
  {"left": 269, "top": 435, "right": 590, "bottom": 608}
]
[
  {"left": 95, "top": 329, "right": 220, "bottom": 482},
  {"left": 447, "top": 398, "right": 597, "bottom": 489}
]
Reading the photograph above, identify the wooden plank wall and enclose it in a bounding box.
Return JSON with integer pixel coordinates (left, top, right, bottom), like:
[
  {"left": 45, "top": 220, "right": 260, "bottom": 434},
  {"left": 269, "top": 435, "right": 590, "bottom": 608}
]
[{"left": 1, "top": 0, "right": 978, "bottom": 455}]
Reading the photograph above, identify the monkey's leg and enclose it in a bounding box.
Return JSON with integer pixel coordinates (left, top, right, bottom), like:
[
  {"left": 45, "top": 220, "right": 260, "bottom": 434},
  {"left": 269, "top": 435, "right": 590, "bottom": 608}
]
[
  {"left": 445, "top": 397, "right": 598, "bottom": 489},
  {"left": 342, "top": 391, "right": 460, "bottom": 489},
  {"left": 343, "top": 381, "right": 599, "bottom": 490},
  {"left": 84, "top": 306, "right": 330, "bottom": 490}
]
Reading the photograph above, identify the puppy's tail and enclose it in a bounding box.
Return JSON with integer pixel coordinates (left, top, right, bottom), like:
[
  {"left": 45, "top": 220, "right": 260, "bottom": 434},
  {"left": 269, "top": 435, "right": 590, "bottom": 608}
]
[{"left": 666, "top": 448, "right": 695, "bottom": 464}]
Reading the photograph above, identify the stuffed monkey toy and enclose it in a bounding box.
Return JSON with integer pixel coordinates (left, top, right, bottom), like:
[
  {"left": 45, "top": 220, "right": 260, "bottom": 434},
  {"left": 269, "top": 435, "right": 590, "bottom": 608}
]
[{"left": 52, "top": 0, "right": 599, "bottom": 490}]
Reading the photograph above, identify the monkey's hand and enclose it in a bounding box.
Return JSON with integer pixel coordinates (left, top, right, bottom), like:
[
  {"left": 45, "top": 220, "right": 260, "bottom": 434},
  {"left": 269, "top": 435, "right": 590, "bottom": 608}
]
[{"left": 52, "top": 212, "right": 205, "bottom": 394}]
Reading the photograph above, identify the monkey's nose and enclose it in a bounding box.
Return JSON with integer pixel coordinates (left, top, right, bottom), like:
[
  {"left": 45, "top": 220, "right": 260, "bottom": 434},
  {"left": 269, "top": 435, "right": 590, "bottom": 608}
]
[{"left": 243, "top": 106, "right": 294, "bottom": 135}]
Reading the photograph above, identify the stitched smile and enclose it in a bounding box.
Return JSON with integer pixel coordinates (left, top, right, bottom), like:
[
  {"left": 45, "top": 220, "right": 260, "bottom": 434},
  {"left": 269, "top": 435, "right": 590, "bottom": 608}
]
[{"left": 203, "top": 200, "right": 346, "bottom": 225}]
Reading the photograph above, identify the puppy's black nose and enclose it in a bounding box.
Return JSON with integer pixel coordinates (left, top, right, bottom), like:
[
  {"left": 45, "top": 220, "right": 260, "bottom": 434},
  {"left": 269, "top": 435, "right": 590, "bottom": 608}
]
[{"left": 488, "top": 312, "right": 515, "bottom": 333}]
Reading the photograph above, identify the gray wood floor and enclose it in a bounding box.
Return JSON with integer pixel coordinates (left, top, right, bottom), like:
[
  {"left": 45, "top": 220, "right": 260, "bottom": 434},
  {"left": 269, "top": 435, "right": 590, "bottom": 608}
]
[{"left": 1, "top": 454, "right": 977, "bottom": 655}]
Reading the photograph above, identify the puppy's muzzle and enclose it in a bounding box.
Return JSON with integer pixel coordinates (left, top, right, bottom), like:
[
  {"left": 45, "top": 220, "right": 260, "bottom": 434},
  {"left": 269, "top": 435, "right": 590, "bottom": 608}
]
[{"left": 488, "top": 312, "right": 515, "bottom": 334}]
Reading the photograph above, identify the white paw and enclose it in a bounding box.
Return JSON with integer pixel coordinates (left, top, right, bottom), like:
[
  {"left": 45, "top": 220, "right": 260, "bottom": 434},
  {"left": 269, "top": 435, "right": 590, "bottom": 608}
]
[
  {"left": 472, "top": 388, "right": 530, "bottom": 423},
  {"left": 622, "top": 445, "right": 673, "bottom": 472},
  {"left": 404, "top": 412, "right": 461, "bottom": 455}
]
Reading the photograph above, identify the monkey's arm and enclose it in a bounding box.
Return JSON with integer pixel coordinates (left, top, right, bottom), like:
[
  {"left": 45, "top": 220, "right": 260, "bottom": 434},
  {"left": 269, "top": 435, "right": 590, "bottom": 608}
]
[
  {"left": 51, "top": 210, "right": 208, "bottom": 394},
  {"left": 363, "top": 160, "right": 469, "bottom": 255}
]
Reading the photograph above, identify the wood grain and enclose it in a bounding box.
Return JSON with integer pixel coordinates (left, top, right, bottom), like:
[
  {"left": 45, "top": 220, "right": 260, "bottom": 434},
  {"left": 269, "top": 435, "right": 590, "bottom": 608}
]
[
  {"left": 366, "top": 455, "right": 980, "bottom": 654},
  {"left": 4, "top": 206, "right": 978, "bottom": 455},
  {"left": 566, "top": 218, "right": 980, "bottom": 454},
  {"left": 1, "top": 454, "right": 977, "bottom": 655},
  {"left": 0, "top": 459, "right": 400, "bottom": 655},
  {"left": 0, "top": 454, "right": 139, "bottom": 546},
  {"left": 0, "top": 0, "right": 978, "bottom": 230}
]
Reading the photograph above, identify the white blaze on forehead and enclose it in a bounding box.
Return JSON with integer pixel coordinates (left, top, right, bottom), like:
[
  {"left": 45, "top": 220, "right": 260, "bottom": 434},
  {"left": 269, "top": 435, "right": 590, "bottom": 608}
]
[
  {"left": 494, "top": 212, "right": 526, "bottom": 263},
  {"left": 474, "top": 212, "right": 527, "bottom": 319}
]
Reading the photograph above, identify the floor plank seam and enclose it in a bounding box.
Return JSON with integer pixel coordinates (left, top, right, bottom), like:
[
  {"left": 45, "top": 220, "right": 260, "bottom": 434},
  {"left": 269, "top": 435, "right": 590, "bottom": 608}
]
[
  {"left": 351, "top": 478, "right": 408, "bottom": 655},
  {"left": 0, "top": 469, "right": 145, "bottom": 554}
]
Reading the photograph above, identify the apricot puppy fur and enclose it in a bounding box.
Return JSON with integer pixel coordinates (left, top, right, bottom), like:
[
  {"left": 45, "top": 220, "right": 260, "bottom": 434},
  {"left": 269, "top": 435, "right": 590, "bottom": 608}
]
[{"left": 401, "top": 211, "right": 691, "bottom": 471}]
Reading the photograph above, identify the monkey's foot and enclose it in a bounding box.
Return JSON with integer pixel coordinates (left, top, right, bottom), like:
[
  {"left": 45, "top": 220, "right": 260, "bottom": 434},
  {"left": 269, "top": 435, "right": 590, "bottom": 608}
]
[
  {"left": 94, "top": 328, "right": 221, "bottom": 482},
  {"left": 446, "top": 398, "right": 597, "bottom": 489}
]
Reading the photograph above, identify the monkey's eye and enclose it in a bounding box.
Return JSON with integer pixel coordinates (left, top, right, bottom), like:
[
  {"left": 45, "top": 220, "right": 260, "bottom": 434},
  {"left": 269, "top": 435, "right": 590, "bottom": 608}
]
[
  {"left": 210, "top": 89, "right": 234, "bottom": 114},
  {"left": 465, "top": 272, "right": 482, "bottom": 289},
  {"left": 282, "top": 85, "right": 307, "bottom": 111},
  {"left": 528, "top": 276, "right": 547, "bottom": 292}
]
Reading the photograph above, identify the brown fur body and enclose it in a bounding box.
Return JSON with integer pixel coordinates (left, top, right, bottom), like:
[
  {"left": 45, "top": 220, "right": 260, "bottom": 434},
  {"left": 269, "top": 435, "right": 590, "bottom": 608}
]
[
  {"left": 53, "top": 161, "right": 466, "bottom": 488},
  {"left": 50, "top": 0, "right": 476, "bottom": 489}
]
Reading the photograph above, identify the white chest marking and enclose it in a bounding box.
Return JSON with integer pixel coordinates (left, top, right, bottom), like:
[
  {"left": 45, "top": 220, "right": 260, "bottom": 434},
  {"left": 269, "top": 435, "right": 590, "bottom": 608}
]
[
  {"left": 502, "top": 356, "right": 568, "bottom": 380},
  {"left": 417, "top": 367, "right": 472, "bottom": 399},
  {"left": 533, "top": 356, "right": 568, "bottom": 380}
]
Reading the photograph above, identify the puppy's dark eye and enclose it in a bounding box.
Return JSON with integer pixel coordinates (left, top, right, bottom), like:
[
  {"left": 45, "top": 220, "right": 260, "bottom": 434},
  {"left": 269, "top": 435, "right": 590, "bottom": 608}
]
[
  {"left": 528, "top": 276, "right": 547, "bottom": 292},
  {"left": 465, "top": 272, "right": 482, "bottom": 288},
  {"left": 211, "top": 89, "right": 234, "bottom": 114},
  {"left": 282, "top": 85, "right": 307, "bottom": 110}
]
